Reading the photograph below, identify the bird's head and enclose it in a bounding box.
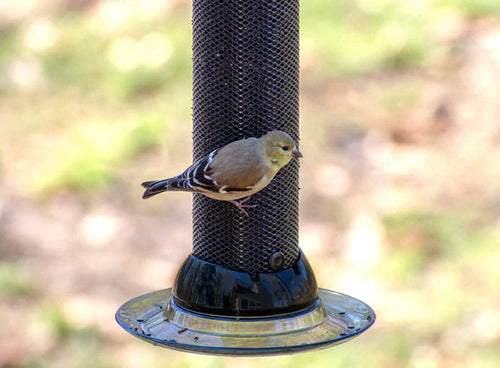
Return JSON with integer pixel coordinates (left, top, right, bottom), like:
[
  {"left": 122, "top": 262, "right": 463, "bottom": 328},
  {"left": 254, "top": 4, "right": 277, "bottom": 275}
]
[{"left": 260, "top": 130, "right": 303, "bottom": 169}]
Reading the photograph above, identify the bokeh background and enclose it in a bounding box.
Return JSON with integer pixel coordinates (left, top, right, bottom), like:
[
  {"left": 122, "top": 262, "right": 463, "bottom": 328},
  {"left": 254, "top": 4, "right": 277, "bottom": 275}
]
[{"left": 1, "top": 0, "right": 499, "bottom": 367}]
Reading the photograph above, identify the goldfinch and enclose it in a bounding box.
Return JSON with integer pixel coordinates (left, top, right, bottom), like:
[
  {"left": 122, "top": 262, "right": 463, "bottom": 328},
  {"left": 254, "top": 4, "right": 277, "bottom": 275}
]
[{"left": 141, "top": 130, "right": 302, "bottom": 215}]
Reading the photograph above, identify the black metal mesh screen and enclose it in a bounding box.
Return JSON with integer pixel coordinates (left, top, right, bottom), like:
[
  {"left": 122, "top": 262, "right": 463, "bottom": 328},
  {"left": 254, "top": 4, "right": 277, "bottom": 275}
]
[{"left": 192, "top": 0, "right": 300, "bottom": 273}]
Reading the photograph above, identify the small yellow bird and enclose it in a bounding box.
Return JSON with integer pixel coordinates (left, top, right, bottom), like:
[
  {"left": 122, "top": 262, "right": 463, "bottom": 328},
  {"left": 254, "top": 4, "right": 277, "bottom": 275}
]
[{"left": 141, "top": 130, "right": 302, "bottom": 215}]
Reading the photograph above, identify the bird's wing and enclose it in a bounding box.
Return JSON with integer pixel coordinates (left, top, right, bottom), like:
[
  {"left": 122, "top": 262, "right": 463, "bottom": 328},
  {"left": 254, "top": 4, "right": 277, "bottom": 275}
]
[
  {"left": 172, "top": 148, "right": 248, "bottom": 194},
  {"left": 179, "top": 138, "right": 266, "bottom": 194},
  {"left": 173, "top": 148, "right": 224, "bottom": 192},
  {"left": 207, "top": 138, "right": 269, "bottom": 191},
  {"left": 176, "top": 137, "right": 272, "bottom": 196}
]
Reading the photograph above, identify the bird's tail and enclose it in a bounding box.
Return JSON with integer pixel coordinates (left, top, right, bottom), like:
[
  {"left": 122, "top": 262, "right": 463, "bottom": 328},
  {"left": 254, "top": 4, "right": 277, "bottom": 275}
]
[{"left": 141, "top": 177, "right": 191, "bottom": 199}]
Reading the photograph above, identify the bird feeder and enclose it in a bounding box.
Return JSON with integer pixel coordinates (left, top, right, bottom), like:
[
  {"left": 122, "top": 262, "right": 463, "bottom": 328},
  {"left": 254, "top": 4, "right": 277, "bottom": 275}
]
[{"left": 116, "top": 0, "right": 375, "bottom": 355}]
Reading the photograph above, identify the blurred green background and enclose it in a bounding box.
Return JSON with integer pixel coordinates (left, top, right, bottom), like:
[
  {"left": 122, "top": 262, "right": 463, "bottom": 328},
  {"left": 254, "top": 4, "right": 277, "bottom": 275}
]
[{"left": 1, "top": 0, "right": 499, "bottom": 367}]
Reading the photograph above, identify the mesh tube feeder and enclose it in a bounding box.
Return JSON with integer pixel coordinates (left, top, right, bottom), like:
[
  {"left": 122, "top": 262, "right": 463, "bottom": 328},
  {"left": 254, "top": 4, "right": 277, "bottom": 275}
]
[{"left": 116, "top": 0, "right": 375, "bottom": 355}]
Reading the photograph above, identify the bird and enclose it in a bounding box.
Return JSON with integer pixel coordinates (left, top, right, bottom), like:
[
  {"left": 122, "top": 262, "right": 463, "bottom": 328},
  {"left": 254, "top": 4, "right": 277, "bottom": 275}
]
[{"left": 141, "top": 130, "right": 303, "bottom": 215}]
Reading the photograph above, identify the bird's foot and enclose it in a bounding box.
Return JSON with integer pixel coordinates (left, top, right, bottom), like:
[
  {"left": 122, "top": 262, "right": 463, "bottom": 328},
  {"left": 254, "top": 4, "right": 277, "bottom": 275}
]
[{"left": 230, "top": 197, "right": 257, "bottom": 216}]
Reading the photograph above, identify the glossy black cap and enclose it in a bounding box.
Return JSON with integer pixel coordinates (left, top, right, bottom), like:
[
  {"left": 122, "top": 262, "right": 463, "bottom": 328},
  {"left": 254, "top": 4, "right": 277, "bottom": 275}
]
[{"left": 172, "top": 250, "right": 318, "bottom": 316}]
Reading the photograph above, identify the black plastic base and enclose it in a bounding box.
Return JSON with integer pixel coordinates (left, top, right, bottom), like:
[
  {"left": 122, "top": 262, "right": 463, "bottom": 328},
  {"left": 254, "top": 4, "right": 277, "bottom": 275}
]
[{"left": 173, "top": 251, "right": 318, "bottom": 316}]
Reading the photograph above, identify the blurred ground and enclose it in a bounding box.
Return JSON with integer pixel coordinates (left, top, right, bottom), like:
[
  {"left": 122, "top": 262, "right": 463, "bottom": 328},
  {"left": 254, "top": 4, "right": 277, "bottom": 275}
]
[{"left": 1, "top": 0, "right": 499, "bottom": 367}]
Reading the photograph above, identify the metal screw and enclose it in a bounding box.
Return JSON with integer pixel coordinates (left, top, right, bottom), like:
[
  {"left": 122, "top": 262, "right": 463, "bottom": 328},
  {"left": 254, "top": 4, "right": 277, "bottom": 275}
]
[{"left": 269, "top": 251, "right": 285, "bottom": 270}]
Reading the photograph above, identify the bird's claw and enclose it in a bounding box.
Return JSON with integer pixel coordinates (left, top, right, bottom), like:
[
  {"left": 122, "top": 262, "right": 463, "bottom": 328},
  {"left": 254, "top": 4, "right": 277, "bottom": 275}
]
[{"left": 230, "top": 198, "right": 257, "bottom": 216}]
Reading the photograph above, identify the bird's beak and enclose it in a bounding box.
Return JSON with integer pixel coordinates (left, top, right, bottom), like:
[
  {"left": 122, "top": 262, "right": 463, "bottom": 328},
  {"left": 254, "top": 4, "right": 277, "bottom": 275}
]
[{"left": 292, "top": 147, "right": 303, "bottom": 158}]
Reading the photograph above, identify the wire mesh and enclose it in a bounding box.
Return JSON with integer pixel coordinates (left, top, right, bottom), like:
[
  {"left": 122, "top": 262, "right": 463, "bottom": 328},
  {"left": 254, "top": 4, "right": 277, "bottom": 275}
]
[{"left": 192, "top": 0, "right": 300, "bottom": 273}]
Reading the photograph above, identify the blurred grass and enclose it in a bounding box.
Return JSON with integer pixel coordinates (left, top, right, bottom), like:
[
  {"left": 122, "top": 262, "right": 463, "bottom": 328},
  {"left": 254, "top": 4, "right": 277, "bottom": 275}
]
[
  {"left": 40, "top": 15, "right": 107, "bottom": 88},
  {"left": 0, "top": 28, "right": 17, "bottom": 68},
  {"left": 37, "top": 117, "right": 167, "bottom": 194},
  {"left": 0, "top": 263, "right": 35, "bottom": 296},
  {"left": 302, "top": 0, "right": 500, "bottom": 78},
  {"left": 441, "top": 0, "right": 500, "bottom": 16},
  {"left": 29, "top": 304, "right": 114, "bottom": 368},
  {"left": 39, "top": 8, "right": 191, "bottom": 100},
  {"left": 302, "top": 0, "right": 431, "bottom": 77}
]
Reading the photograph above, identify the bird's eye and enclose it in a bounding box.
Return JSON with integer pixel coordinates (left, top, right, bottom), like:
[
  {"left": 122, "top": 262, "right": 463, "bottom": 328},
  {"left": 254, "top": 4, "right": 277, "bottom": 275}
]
[{"left": 282, "top": 146, "right": 289, "bottom": 151}]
